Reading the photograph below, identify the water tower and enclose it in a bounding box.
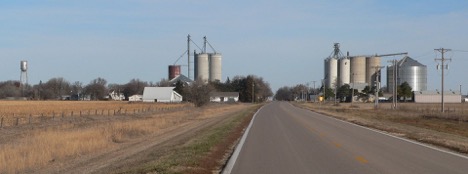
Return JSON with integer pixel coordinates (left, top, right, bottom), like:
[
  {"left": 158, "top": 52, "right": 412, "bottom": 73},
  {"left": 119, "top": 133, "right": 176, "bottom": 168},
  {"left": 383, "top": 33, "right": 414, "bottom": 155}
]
[{"left": 20, "top": 60, "right": 28, "bottom": 86}]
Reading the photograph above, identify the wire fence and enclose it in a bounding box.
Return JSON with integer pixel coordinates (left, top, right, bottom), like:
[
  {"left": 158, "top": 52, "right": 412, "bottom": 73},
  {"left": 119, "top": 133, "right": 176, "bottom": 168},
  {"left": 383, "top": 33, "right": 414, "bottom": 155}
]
[{"left": 0, "top": 105, "right": 191, "bottom": 128}]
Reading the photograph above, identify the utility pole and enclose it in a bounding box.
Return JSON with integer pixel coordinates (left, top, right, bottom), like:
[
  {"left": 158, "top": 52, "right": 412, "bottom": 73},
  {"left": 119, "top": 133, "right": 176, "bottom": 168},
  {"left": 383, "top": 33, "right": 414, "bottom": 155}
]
[
  {"left": 252, "top": 82, "right": 255, "bottom": 103},
  {"left": 387, "top": 59, "right": 398, "bottom": 110},
  {"left": 351, "top": 73, "right": 354, "bottom": 106},
  {"left": 187, "top": 34, "right": 191, "bottom": 80},
  {"left": 435, "top": 48, "right": 452, "bottom": 113},
  {"left": 372, "top": 66, "right": 384, "bottom": 109},
  {"left": 322, "top": 79, "right": 326, "bottom": 103},
  {"left": 312, "top": 81, "right": 316, "bottom": 102},
  {"left": 334, "top": 79, "right": 337, "bottom": 105}
]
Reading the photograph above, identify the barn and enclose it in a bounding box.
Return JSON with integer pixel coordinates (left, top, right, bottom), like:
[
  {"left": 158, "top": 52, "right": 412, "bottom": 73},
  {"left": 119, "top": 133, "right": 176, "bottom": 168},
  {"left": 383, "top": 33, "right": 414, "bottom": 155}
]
[{"left": 142, "top": 87, "right": 183, "bottom": 103}]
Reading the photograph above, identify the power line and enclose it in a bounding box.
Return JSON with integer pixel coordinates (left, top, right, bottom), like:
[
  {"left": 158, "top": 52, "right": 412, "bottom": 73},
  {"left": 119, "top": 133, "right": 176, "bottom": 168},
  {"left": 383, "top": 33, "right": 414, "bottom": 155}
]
[{"left": 452, "top": 50, "right": 468, "bottom": 52}]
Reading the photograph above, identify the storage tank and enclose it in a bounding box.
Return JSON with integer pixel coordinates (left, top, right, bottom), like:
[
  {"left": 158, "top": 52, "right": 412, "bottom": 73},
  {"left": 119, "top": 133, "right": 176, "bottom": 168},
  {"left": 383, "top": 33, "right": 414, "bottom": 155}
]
[
  {"left": 366, "top": 56, "right": 381, "bottom": 87},
  {"left": 338, "top": 58, "right": 350, "bottom": 87},
  {"left": 387, "top": 56, "right": 427, "bottom": 93},
  {"left": 324, "top": 58, "right": 338, "bottom": 89},
  {"left": 20, "top": 61, "right": 28, "bottom": 72},
  {"left": 398, "top": 56, "right": 427, "bottom": 92},
  {"left": 209, "top": 53, "right": 222, "bottom": 82},
  {"left": 350, "top": 56, "right": 366, "bottom": 84},
  {"left": 168, "top": 65, "right": 181, "bottom": 80},
  {"left": 195, "top": 53, "right": 209, "bottom": 82}
]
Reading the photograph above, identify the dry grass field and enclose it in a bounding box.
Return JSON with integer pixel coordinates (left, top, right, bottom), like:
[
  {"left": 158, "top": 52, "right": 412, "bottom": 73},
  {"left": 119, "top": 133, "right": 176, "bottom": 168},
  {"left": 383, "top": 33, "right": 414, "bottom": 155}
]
[
  {"left": 296, "top": 102, "right": 468, "bottom": 154},
  {"left": 0, "top": 101, "right": 189, "bottom": 127},
  {"left": 0, "top": 100, "right": 246, "bottom": 173},
  {"left": 0, "top": 100, "right": 185, "bottom": 117}
]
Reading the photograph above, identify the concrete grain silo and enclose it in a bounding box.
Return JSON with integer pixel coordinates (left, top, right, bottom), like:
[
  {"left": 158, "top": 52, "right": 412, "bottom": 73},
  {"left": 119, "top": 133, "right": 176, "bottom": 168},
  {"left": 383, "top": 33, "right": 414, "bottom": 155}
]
[
  {"left": 350, "top": 56, "right": 366, "bottom": 84},
  {"left": 209, "top": 53, "right": 222, "bottom": 82},
  {"left": 366, "top": 56, "right": 381, "bottom": 87},
  {"left": 338, "top": 57, "right": 350, "bottom": 87},
  {"left": 194, "top": 53, "right": 209, "bottom": 82},
  {"left": 325, "top": 58, "right": 338, "bottom": 89}
]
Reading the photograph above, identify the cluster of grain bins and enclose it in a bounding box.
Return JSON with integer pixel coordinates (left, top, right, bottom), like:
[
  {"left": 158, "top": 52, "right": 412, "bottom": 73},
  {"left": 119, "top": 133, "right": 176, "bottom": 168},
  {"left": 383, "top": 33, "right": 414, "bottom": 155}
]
[
  {"left": 323, "top": 43, "right": 426, "bottom": 92},
  {"left": 194, "top": 52, "right": 222, "bottom": 82},
  {"left": 323, "top": 43, "right": 382, "bottom": 89}
]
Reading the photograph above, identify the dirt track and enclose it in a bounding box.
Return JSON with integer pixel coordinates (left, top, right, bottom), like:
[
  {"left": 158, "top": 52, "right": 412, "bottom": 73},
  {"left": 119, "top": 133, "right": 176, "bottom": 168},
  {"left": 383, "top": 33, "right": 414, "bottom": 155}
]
[{"left": 1, "top": 103, "right": 250, "bottom": 174}]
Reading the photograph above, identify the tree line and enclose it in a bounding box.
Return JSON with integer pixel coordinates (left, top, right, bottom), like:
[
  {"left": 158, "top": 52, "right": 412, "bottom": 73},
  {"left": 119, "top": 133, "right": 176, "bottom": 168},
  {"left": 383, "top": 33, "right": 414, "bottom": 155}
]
[
  {"left": 175, "top": 75, "right": 273, "bottom": 107},
  {"left": 274, "top": 82, "right": 412, "bottom": 102},
  {"left": 0, "top": 75, "right": 273, "bottom": 106}
]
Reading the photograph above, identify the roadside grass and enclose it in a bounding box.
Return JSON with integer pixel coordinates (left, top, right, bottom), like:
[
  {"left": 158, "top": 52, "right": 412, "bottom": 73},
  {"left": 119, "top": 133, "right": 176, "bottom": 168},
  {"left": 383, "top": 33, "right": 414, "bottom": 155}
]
[
  {"left": 122, "top": 104, "right": 262, "bottom": 174},
  {"left": 0, "top": 103, "right": 221, "bottom": 173},
  {"left": 295, "top": 102, "right": 468, "bottom": 153}
]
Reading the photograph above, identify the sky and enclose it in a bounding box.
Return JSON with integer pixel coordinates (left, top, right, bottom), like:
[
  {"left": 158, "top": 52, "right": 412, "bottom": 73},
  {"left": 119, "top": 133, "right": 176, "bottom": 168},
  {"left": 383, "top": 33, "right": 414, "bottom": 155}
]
[{"left": 1, "top": 0, "right": 468, "bottom": 93}]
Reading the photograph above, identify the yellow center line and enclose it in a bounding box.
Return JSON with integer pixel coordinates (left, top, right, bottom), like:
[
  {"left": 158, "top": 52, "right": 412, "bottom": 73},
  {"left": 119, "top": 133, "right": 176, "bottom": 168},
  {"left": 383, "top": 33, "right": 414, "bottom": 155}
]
[
  {"left": 355, "top": 156, "right": 368, "bottom": 164},
  {"left": 333, "top": 142, "right": 342, "bottom": 148}
]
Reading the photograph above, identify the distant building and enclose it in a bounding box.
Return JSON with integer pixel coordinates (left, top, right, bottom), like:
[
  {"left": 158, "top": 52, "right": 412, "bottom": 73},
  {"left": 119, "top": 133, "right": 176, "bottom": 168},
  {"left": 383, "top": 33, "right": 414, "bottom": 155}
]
[
  {"left": 210, "top": 92, "right": 239, "bottom": 102},
  {"left": 128, "top": 95, "right": 143, "bottom": 102},
  {"left": 142, "top": 87, "right": 183, "bottom": 103},
  {"left": 109, "top": 91, "right": 125, "bottom": 101},
  {"left": 168, "top": 74, "right": 193, "bottom": 86},
  {"left": 414, "top": 90, "right": 461, "bottom": 103}
]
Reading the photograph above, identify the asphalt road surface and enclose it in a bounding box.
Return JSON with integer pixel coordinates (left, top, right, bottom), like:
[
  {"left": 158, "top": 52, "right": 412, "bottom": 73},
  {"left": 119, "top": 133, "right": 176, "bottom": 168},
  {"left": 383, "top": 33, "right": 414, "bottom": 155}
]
[{"left": 225, "top": 102, "right": 468, "bottom": 174}]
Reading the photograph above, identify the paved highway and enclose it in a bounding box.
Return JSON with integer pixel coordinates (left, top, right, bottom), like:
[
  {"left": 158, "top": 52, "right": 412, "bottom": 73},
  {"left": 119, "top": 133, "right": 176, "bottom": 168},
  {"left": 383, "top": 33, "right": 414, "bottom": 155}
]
[{"left": 225, "top": 102, "right": 468, "bottom": 174}]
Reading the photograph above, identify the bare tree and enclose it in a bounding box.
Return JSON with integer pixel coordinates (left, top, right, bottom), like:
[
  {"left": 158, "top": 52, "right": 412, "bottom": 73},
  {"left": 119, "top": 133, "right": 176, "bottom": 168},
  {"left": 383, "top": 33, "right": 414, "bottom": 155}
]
[
  {"left": 0, "top": 81, "right": 22, "bottom": 98},
  {"left": 186, "top": 80, "right": 213, "bottom": 107},
  {"left": 40, "top": 77, "right": 70, "bottom": 100},
  {"left": 84, "top": 77, "right": 108, "bottom": 100},
  {"left": 122, "top": 79, "right": 148, "bottom": 99}
]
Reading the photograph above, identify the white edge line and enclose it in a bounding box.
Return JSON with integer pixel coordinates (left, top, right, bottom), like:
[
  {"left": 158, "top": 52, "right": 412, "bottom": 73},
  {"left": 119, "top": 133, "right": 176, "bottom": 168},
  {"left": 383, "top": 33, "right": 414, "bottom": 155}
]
[
  {"left": 221, "top": 105, "right": 264, "bottom": 174},
  {"left": 303, "top": 107, "right": 468, "bottom": 160}
]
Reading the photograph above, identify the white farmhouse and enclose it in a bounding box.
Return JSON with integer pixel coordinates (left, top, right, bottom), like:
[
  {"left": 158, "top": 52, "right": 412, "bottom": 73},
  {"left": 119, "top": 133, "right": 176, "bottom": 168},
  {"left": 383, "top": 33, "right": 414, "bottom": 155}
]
[{"left": 142, "top": 87, "right": 183, "bottom": 103}]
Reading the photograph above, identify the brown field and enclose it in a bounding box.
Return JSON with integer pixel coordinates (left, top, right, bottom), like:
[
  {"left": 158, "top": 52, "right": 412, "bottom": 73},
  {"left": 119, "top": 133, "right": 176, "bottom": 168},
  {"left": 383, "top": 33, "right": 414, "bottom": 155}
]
[
  {"left": 0, "top": 101, "right": 190, "bottom": 127},
  {"left": 296, "top": 102, "right": 468, "bottom": 154},
  {"left": 0, "top": 100, "right": 249, "bottom": 173},
  {"left": 0, "top": 100, "right": 186, "bottom": 117}
]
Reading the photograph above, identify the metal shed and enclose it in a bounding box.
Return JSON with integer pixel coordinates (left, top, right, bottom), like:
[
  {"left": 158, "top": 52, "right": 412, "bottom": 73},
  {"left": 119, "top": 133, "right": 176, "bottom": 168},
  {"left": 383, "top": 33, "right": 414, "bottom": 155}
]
[{"left": 414, "top": 90, "right": 461, "bottom": 103}]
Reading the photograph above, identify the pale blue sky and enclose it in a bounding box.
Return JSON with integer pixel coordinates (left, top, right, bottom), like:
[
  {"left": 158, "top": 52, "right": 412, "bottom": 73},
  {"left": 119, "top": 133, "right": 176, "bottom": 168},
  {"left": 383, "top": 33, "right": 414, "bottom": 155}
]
[{"left": 1, "top": 0, "right": 468, "bottom": 93}]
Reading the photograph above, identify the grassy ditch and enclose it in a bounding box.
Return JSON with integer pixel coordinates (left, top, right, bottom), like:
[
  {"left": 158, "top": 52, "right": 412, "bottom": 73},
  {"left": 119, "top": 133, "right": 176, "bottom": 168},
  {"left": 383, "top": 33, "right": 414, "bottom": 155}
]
[
  {"left": 295, "top": 102, "right": 468, "bottom": 154},
  {"left": 121, "top": 104, "right": 262, "bottom": 174}
]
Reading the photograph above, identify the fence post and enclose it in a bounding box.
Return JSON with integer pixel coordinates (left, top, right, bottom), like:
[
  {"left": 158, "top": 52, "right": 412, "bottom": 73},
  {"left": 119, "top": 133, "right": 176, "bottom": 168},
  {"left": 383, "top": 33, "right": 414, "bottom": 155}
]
[
  {"left": 29, "top": 114, "right": 32, "bottom": 124},
  {"left": 16, "top": 117, "right": 19, "bottom": 126},
  {"left": 1, "top": 117, "right": 3, "bottom": 128},
  {"left": 80, "top": 111, "right": 82, "bottom": 116}
]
